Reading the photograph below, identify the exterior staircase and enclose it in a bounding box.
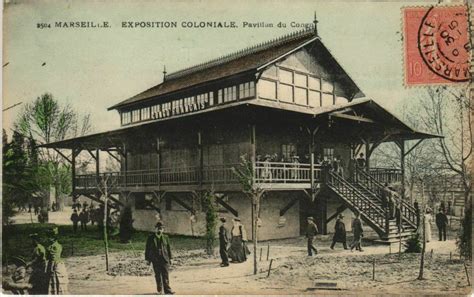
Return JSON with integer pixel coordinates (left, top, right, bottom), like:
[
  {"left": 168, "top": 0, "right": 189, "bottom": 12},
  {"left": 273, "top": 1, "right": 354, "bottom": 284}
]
[{"left": 325, "top": 168, "right": 418, "bottom": 243}]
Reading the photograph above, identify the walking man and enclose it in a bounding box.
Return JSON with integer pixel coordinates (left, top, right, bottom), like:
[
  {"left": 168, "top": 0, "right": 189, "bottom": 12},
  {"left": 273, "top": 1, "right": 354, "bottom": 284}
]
[
  {"left": 70, "top": 210, "right": 79, "bottom": 233},
  {"left": 350, "top": 213, "right": 364, "bottom": 252},
  {"left": 306, "top": 217, "right": 319, "bottom": 256},
  {"left": 330, "top": 214, "right": 348, "bottom": 250},
  {"left": 145, "top": 222, "right": 174, "bottom": 295},
  {"left": 435, "top": 208, "right": 448, "bottom": 241},
  {"left": 219, "top": 217, "right": 230, "bottom": 267}
]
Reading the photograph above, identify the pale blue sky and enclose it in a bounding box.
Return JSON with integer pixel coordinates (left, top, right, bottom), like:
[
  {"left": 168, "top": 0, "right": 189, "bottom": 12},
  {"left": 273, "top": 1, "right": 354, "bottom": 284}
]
[{"left": 3, "top": 0, "right": 438, "bottom": 136}]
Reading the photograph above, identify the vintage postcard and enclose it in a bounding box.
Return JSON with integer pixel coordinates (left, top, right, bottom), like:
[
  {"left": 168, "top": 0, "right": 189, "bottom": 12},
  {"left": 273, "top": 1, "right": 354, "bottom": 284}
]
[{"left": 2, "top": 0, "right": 472, "bottom": 296}]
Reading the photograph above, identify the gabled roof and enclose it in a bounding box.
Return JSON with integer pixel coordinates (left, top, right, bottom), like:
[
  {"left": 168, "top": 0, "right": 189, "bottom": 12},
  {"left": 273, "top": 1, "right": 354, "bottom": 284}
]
[{"left": 108, "top": 28, "right": 364, "bottom": 110}]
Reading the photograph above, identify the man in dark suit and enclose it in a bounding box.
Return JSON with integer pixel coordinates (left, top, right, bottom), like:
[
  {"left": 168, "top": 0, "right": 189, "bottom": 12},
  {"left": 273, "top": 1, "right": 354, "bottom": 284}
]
[
  {"left": 145, "top": 222, "right": 174, "bottom": 295},
  {"left": 219, "top": 217, "right": 230, "bottom": 267},
  {"left": 306, "top": 217, "right": 319, "bottom": 256},
  {"left": 435, "top": 208, "right": 448, "bottom": 241}
]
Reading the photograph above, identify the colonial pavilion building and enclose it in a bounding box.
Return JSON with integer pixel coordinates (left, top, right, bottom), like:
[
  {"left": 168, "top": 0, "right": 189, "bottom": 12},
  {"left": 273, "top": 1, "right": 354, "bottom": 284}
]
[{"left": 42, "top": 25, "right": 440, "bottom": 242}]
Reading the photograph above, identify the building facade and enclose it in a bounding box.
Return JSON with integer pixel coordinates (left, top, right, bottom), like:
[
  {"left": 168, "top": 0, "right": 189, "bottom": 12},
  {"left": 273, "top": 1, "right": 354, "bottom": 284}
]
[{"left": 43, "top": 27, "right": 440, "bottom": 242}]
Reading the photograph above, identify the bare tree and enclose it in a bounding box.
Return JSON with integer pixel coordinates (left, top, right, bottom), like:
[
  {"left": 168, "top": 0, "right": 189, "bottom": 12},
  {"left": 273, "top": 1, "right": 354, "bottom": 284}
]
[{"left": 232, "top": 155, "right": 264, "bottom": 275}]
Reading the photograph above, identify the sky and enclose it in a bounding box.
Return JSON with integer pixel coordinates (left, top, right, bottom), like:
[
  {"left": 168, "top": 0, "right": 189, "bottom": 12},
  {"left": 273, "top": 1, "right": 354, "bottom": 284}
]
[{"left": 2, "top": 0, "right": 442, "bottom": 137}]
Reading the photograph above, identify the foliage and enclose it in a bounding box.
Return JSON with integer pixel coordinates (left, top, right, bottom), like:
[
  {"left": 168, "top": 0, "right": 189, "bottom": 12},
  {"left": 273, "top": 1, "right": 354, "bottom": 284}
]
[
  {"left": 2, "top": 223, "right": 207, "bottom": 262},
  {"left": 2, "top": 130, "right": 37, "bottom": 225},
  {"left": 15, "top": 93, "right": 91, "bottom": 212},
  {"left": 404, "top": 233, "right": 422, "bottom": 253},
  {"left": 119, "top": 205, "right": 134, "bottom": 243},
  {"left": 456, "top": 205, "right": 472, "bottom": 260},
  {"left": 202, "top": 191, "right": 218, "bottom": 255}
]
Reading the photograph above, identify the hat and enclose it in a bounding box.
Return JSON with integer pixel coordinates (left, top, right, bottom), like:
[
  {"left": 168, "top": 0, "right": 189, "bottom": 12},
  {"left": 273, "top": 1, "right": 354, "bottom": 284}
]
[
  {"left": 264, "top": 154, "right": 271, "bottom": 159},
  {"left": 29, "top": 233, "right": 40, "bottom": 240},
  {"left": 155, "top": 221, "right": 164, "bottom": 228},
  {"left": 11, "top": 256, "right": 27, "bottom": 267},
  {"left": 233, "top": 217, "right": 241, "bottom": 222},
  {"left": 219, "top": 217, "right": 226, "bottom": 223},
  {"left": 47, "top": 227, "right": 59, "bottom": 237},
  {"left": 307, "top": 217, "right": 314, "bottom": 221}
]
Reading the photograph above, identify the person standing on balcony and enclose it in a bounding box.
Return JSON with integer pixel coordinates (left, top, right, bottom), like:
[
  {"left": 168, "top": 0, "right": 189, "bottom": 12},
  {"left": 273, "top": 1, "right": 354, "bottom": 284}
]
[
  {"left": 228, "top": 218, "right": 249, "bottom": 263},
  {"left": 350, "top": 213, "right": 364, "bottom": 252},
  {"left": 435, "top": 208, "right": 448, "bottom": 241},
  {"left": 291, "top": 153, "right": 300, "bottom": 180},
  {"left": 306, "top": 217, "right": 319, "bottom": 256},
  {"left": 356, "top": 153, "right": 366, "bottom": 169},
  {"left": 330, "top": 214, "right": 348, "bottom": 250},
  {"left": 145, "top": 221, "right": 174, "bottom": 295},
  {"left": 218, "top": 217, "right": 230, "bottom": 267},
  {"left": 263, "top": 155, "right": 272, "bottom": 182}
]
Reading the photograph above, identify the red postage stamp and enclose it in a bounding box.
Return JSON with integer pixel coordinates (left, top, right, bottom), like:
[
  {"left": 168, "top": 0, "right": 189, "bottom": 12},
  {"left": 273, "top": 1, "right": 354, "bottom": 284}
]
[{"left": 403, "top": 6, "right": 471, "bottom": 86}]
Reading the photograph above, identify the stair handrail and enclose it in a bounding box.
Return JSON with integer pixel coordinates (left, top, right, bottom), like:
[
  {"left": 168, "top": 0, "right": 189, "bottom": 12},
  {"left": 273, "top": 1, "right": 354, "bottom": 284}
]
[
  {"left": 355, "top": 167, "right": 418, "bottom": 228},
  {"left": 327, "top": 171, "right": 387, "bottom": 230}
]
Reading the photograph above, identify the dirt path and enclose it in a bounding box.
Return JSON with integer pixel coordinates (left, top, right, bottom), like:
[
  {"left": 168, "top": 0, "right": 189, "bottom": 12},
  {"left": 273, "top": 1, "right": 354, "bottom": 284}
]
[{"left": 64, "top": 238, "right": 471, "bottom": 295}]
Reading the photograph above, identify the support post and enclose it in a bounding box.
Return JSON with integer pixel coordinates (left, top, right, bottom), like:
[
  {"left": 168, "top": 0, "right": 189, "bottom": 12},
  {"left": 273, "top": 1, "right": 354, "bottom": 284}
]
[
  {"left": 310, "top": 153, "right": 315, "bottom": 198},
  {"left": 365, "top": 138, "right": 371, "bottom": 171},
  {"left": 72, "top": 148, "right": 77, "bottom": 198},
  {"left": 400, "top": 140, "right": 406, "bottom": 201},
  {"left": 156, "top": 138, "right": 161, "bottom": 187},
  {"left": 198, "top": 130, "right": 203, "bottom": 187},
  {"left": 123, "top": 144, "right": 128, "bottom": 187},
  {"left": 250, "top": 124, "right": 256, "bottom": 173},
  {"left": 96, "top": 149, "right": 100, "bottom": 185}
]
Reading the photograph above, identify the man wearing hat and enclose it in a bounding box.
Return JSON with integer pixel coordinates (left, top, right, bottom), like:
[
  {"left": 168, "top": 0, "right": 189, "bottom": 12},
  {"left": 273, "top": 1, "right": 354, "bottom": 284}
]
[
  {"left": 219, "top": 217, "right": 230, "bottom": 267},
  {"left": 145, "top": 222, "right": 174, "bottom": 294},
  {"left": 27, "top": 233, "right": 48, "bottom": 294},
  {"left": 305, "top": 217, "right": 319, "bottom": 256},
  {"left": 330, "top": 214, "right": 348, "bottom": 250}
]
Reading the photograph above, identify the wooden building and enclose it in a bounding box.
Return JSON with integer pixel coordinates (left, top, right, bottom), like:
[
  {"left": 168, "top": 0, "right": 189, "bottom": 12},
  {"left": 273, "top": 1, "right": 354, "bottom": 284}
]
[{"left": 42, "top": 26, "right": 440, "bottom": 242}]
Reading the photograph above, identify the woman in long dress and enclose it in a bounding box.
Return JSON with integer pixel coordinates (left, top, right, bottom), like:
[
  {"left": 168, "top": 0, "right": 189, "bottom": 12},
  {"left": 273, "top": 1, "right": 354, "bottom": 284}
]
[
  {"left": 46, "top": 227, "right": 69, "bottom": 295},
  {"left": 227, "top": 218, "right": 249, "bottom": 263},
  {"left": 424, "top": 208, "right": 433, "bottom": 243}
]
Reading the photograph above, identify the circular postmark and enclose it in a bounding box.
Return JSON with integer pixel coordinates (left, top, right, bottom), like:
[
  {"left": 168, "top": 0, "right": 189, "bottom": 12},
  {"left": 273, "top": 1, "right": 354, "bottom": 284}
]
[{"left": 417, "top": 6, "right": 470, "bottom": 82}]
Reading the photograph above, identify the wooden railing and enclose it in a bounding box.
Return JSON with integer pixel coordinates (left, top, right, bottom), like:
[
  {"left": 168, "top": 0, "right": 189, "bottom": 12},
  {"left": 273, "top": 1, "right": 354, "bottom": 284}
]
[
  {"left": 368, "top": 167, "right": 402, "bottom": 184},
  {"left": 76, "top": 161, "right": 324, "bottom": 190},
  {"left": 327, "top": 171, "right": 387, "bottom": 232},
  {"left": 355, "top": 167, "right": 417, "bottom": 229},
  {"left": 254, "top": 161, "right": 322, "bottom": 183}
]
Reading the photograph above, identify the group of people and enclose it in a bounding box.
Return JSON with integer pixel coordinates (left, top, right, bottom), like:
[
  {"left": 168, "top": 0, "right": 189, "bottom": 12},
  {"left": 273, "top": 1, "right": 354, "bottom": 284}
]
[
  {"left": 306, "top": 213, "right": 364, "bottom": 256},
  {"left": 421, "top": 207, "right": 449, "bottom": 242},
  {"left": 21, "top": 228, "right": 69, "bottom": 294}
]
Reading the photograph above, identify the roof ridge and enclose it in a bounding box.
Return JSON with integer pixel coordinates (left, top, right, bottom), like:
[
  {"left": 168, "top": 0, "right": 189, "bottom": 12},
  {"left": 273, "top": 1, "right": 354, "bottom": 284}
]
[{"left": 166, "top": 27, "right": 315, "bottom": 80}]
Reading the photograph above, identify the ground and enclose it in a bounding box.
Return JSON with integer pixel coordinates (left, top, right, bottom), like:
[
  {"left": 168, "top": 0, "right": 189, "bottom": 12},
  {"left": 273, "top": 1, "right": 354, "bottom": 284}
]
[{"left": 3, "top": 209, "right": 472, "bottom": 295}]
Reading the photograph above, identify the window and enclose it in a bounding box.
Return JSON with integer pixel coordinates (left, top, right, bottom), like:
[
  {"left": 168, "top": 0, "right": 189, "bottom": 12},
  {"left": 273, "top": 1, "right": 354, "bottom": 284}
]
[
  {"left": 141, "top": 107, "right": 150, "bottom": 120},
  {"left": 258, "top": 79, "right": 276, "bottom": 100},
  {"left": 209, "top": 92, "right": 214, "bottom": 106},
  {"left": 121, "top": 111, "right": 131, "bottom": 125},
  {"left": 132, "top": 109, "right": 140, "bottom": 122},
  {"left": 218, "top": 89, "right": 223, "bottom": 104},
  {"left": 239, "top": 81, "right": 255, "bottom": 99},
  {"left": 151, "top": 105, "right": 160, "bottom": 119},
  {"left": 282, "top": 144, "right": 297, "bottom": 161},
  {"left": 221, "top": 86, "right": 237, "bottom": 102},
  {"left": 323, "top": 148, "right": 334, "bottom": 162}
]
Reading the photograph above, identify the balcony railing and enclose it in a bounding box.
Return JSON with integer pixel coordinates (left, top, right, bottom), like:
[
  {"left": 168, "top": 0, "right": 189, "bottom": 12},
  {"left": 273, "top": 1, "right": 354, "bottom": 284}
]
[
  {"left": 75, "top": 161, "right": 324, "bottom": 190},
  {"left": 368, "top": 167, "right": 402, "bottom": 184}
]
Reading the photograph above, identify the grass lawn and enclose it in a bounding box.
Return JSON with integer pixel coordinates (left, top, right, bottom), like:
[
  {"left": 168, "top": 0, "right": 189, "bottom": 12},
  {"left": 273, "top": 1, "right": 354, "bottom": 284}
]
[{"left": 3, "top": 223, "right": 207, "bottom": 263}]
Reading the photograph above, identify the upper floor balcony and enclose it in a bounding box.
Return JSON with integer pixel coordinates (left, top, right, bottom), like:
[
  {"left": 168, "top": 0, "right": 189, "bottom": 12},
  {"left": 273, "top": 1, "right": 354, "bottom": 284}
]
[{"left": 74, "top": 161, "right": 401, "bottom": 194}]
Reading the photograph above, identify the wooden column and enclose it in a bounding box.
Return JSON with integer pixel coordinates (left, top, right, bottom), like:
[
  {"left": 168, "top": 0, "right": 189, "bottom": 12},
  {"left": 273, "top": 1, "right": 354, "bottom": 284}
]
[
  {"left": 399, "top": 140, "right": 406, "bottom": 201},
  {"left": 310, "top": 153, "right": 315, "bottom": 197},
  {"left": 198, "top": 130, "right": 203, "bottom": 187},
  {"left": 123, "top": 143, "right": 128, "bottom": 187},
  {"left": 71, "top": 148, "right": 77, "bottom": 198},
  {"left": 365, "top": 138, "right": 371, "bottom": 171},
  {"left": 95, "top": 149, "right": 100, "bottom": 185},
  {"left": 250, "top": 124, "right": 256, "bottom": 172},
  {"left": 156, "top": 138, "right": 161, "bottom": 187}
]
